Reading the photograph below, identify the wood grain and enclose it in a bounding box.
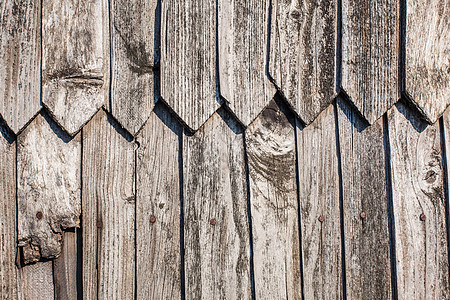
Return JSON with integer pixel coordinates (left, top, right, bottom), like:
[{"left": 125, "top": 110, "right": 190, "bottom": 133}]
[
  {"left": 17, "top": 114, "right": 81, "bottom": 264},
  {"left": 161, "top": 0, "right": 218, "bottom": 131},
  {"left": 82, "top": 109, "right": 135, "bottom": 300},
  {"left": 20, "top": 262, "right": 55, "bottom": 300},
  {"left": 269, "top": 0, "right": 336, "bottom": 125},
  {"left": 136, "top": 109, "right": 181, "bottom": 299},
  {"left": 42, "top": 0, "right": 109, "bottom": 135},
  {"left": 337, "top": 98, "right": 391, "bottom": 299},
  {"left": 296, "top": 105, "right": 342, "bottom": 299},
  {"left": 183, "top": 112, "right": 251, "bottom": 299},
  {"left": 218, "top": 0, "right": 276, "bottom": 126},
  {"left": 0, "top": 0, "right": 41, "bottom": 133},
  {"left": 53, "top": 230, "right": 78, "bottom": 300},
  {"left": 405, "top": 0, "right": 449, "bottom": 123},
  {"left": 389, "top": 102, "right": 449, "bottom": 299},
  {"left": 246, "top": 100, "right": 301, "bottom": 299},
  {"left": 110, "top": 0, "right": 157, "bottom": 135},
  {"left": 341, "top": 0, "right": 398, "bottom": 124}
]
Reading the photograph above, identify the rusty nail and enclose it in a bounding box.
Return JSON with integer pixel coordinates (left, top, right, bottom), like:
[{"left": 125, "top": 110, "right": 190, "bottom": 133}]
[
  {"left": 318, "top": 215, "right": 325, "bottom": 223},
  {"left": 36, "top": 211, "right": 43, "bottom": 220},
  {"left": 210, "top": 218, "right": 217, "bottom": 226},
  {"left": 150, "top": 215, "right": 156, "bottom": 223},
  {"left": 360, "top": 211, "right": 366, "bottom": 219},
  {"left": 96, "top": 221, "right": 103, "bottom": 228},
  {"left": 420, "top": 213, "right": 426, "bottom": 221}
]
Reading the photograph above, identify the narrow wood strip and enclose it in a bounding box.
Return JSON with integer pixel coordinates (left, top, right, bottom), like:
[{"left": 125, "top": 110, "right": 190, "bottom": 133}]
[
  {"left": 20, "top": 262, "right": 55, "bottom": 300},
  {"left": 53, "top": 231, "right": 78, "bottom": 300}
]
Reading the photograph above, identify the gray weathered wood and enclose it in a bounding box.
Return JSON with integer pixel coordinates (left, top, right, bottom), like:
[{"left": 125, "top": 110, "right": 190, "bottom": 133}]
[
  {"left": 161, "top": 0, "right": 218, "bottom": 131},
  {"left": 53, "top": 230, "right": 78, "bottom": 300},
  {"left": 20, "top": 262, "right": 54, "bottom": 300},
  {"left": 0, "top": 0, "right": 41, "bottom": 133},
  {"left": 218, "top": 0, "right": 276, "bottom": 126},
  {"left": 269, "top": 0, "right": 336, "bottom": 125},
  {"left": 42, "top": 0, "right": 109, "bottom": 135},
  {"left": 82, "top": 109, "right": 135, "bottom": 300},
  {"left": 110, "top": 0, "right": 156, "bottom": 135},
  {"left": 337, "top": 98, "right": 391, "bottom": 299},
  {"left": 341, "top": 0, "right": 398, "bottom": 124},
  {"left": 405, "top": 0, "right": 449, "bottom": 123},
  {"left": 296, "top": 105, "right": 342, "bottom": 299},
  {"left": 17, "top": 114, "right": 81, "bottom": 264},
  {"left": 184, "top": 112, "right": 251, "bottom": 299},
  {"left": 136, "top": 110, "right": 181, "bottom": 299},
  {"left": 246, "top": 100, "right": 301, "bottom": 299},
  {"left": 389, "top": 102, "right": 449, "bottom": 299}
]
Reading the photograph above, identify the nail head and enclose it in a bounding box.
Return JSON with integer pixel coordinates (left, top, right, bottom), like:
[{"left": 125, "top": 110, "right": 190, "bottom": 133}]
[
  {"left": 36, "top": 211, "right": 43, "bottom": 220},
  {"left": 360, "top": 211, "right": 366, "bottom": 219},
  {"left": 96, "top": 221, "right": 103, "bottom": 228},
  {"left": 318, "top": 215, "right": 325, "bottom": 223},
  {"left": 210, "top": 218, "right": 217, "bottom": 226},
  {"left": 150, "top": 215, "right": 156, "bottom": 223},
  {"left": 420, "top": 213, "right": 426, "bottom": 221}
]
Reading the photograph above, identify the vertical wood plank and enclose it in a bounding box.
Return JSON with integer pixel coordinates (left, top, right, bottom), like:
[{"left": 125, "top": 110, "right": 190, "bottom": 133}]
[
  {"left": 183, "top": 112, "right": 251, "bottom": 299},
  {"left": 296, "top": 105, "right": 342, "bottom": 299},
  {"left": 53, "top": 231, "right": 78, "bottom": 300},
  {"left": 389, "top": 103, "right": 450, "bottom": 299},
  {"left": 21, "top": 262, "right": 55, "bottom": 300},
  {"left": 246, "top": 100, "right": 301, "bottom": 299}
]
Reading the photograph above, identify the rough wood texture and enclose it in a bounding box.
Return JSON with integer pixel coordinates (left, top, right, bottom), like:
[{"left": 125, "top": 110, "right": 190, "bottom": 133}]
[
  {"left": 53, "top": 230, "right": 78, "bottom": 300},
  {"left": 183, "top": 112, "right": 251, "bottom": 299},
  {"left": 20, "top": 262, "right": 54, "bottom": 300},
  {"left": 246, "top": 100, "right": 301, "bottom": 299},
  {"left": 110, "top": 0, "right": 156, "bottom": 135},
  {"left": 405, "top": 0, "right": 449, "bottom": 123},
  {"left": 0, "top": 0, "right": 41, "bottom": 133},
  {"left": 42, "top": 0, "right": 109, "bottom": 135},
  {"left": 83, "top": 109, "right": 135, "bottom": 300},
  {"left": 17, "top": 114, "right": 81, "bottom": 264},
  {"left": 389, "top": 102, "right": 449, "bottom": 299},
  {"left": 296, "top": 105, "right": 342, "bottom": 299},
  {"left": 161, "top": 0, "right": 218, "bottom": 131},
  {"left": 341, "top": 0, "right": 398, "bottom": 124},
  {"left": 337, "top": 98, "right": 391, "bottom": 299},
  {"left": 269, "top": 0, "right": 336, "bottom": 125},
  {"left": 136, "top": 109, "right": 181, "bottom": 299},
  {"left": 218, "top": 0, "right": 276, "bottom": 126}
]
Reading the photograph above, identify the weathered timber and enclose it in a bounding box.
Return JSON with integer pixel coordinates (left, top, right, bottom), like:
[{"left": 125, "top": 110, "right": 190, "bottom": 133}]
[
  {"left": 83, "top": 109, "right": 135, "bottom": 300},
  {"left": 269, "top": 0, "right": 336, "bottom": 125},
  {"left": 42, "top": 0, "right": 109, "bottom": 135},
  {"left": 110, "top": 0, "right": 157, "bottom": 135},
  {"left": 183, "top": 111, "right": 251, "bottom": 299},
  {"left": 404, "top": 0, "right": 449, "bottom": 123},
  {"left": 246, "top": 100, "right": 301, "bottom": 299},
  {"left": 20, "top": 262, "right": 54, "bottom": 300},
  {"left": 296, "top": 105, "right": 342, "bottom": 299},
  {"left": 0, "top": 0, "right": 41, "bottom": 133},
  {"left": 341, "top": 0, "right": 398, "bottom": 124},
  {"left": 53, "top": 230, "right": 78, "bottom": 300},
  {"left": 388, "top": 102, "right": 450, "bottom": 299},
  {"left": 136, "top": 108, "right": 182, "bottom": 299},
  {"left": 218, "top": 0, "right": 276, "bottom": 126},
  {"left": 17, "top": 114, "right": 81, "bottom": 264},
  {"left": 161, "top": 0, "right": 218, "bottom": 131},
  {"left": 337, "top": 98, "right": 391, "bottom": 299}
]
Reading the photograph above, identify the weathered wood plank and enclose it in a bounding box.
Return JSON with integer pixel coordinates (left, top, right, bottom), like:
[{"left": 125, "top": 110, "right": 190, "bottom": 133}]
[
  {"left": 337, "top": 98, "right": 391, "bottom": 299},
  {"left": 82, "top": 109, "right": 135, "bottom": 300},
  {"left": 20, "top": 262, "right": 54, "bottom": 300},
  {"left": 246, "top": 100, "right": 301, "bottom": 299},
  {"left": 269, "top": 0, "right": 336, "bottom": 125},
  {"left": 218, "top": 0, "right": 276, "bottom": 126},
  {"left": 341, "top": 0, "right": 398, "bottom": 124},
  {"left": 184, "top": 111, "right": 251, "bottom": 299},
  {"left": 42, "top": 0, "right": 109, "bottom": 135},
  {"left": 388, "top": 103, "right": 449, "bottom": 299},
  {"left": 17, "top": 114, "right": 81, "bottom": 264},
  {"left": 136, "top": 107, "right": 181, "bottom": 299},
  {"left": 0, "top": 0, "right": 41, "bottom": 133},
  {"left": 404, "top": 0, "right": 449, "bottom": 123},
  {"left": 161, "top": 0, "right": 218, "bottom": 131},
  {"left": 110, "top": 0, "right": 157, "bottom": 135},
  {"left": 53, "top": 230, "right": 78, "bottom": 300},
  {"left": 296, "top": 105, "right": 342, "bottom": 299}
]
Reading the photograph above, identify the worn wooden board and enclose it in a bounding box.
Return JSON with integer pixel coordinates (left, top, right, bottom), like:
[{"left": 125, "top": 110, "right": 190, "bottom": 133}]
[
  {"left": 183, "top": 112, "right": 251, "bottom": 299},
  {"left": 296, "top": 105, "right": 342, "bottom": 299},
  {"left": 42, "top": 0, "right": 109, "bottom": 135},
  {"left": 110, "top": 0, "right": 156, "bottom": 135},
  {"left": 388, "top": 103, "right": 449, "bottom": 299},
  {"left": 17, "top": 114, "right": 81, "bottom": 264},
  {"left": 246, "top": 100, "right": 301, "bottom": 299},
  {"left": 161, "top": 0, "right": 218, "bottom": 131},
  {"left": 218, "top": 0, "right": 276, "bottom": 126},
  {"left": 404, "top": 0, "right": 449, "bottom": 123},
  {"left": 53, "top": 230, "right": 78, "bottom": 300},
  {"left": 20, "top": 262, "right": 54, "bottom": 300},
  {"left": 136, "top": 108, "right": 181, "bottom": 299},
  {"left": 82, "top": 109, "right": 135, "bottom": 300},
  {"left": 269, "top": 0, "right": 336, "bottom": 125},
  {"left": 341, "top": 0, "right": 398, "bottom": 124},
  {"left": 337, "top": 98, "right": 391, "bottom": 299},
  {"left": 0, "top": 0, "right": 41, "bottom": 133}
]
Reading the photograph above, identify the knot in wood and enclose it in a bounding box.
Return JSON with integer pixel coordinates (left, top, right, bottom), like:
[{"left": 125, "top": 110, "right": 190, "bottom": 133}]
[{"left": 96, "top": 221, "right": 103, "bottom": 228}]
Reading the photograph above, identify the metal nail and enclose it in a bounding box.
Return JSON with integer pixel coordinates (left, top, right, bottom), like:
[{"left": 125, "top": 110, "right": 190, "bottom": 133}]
[
  {"left": 210, "top": 218, "right": 217, "bottom": 226},
  {"left": 150, "top": 215, "right": 156, "bottom": 223},
  {"left": 36, "top": 211, "right": 43, "bottom": 220},
  {"left": 318, "top": 215, "right": 325, "bottom": 223},
  {"left": 360, "top": 211, "right": 366, "bottom": 219}
]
